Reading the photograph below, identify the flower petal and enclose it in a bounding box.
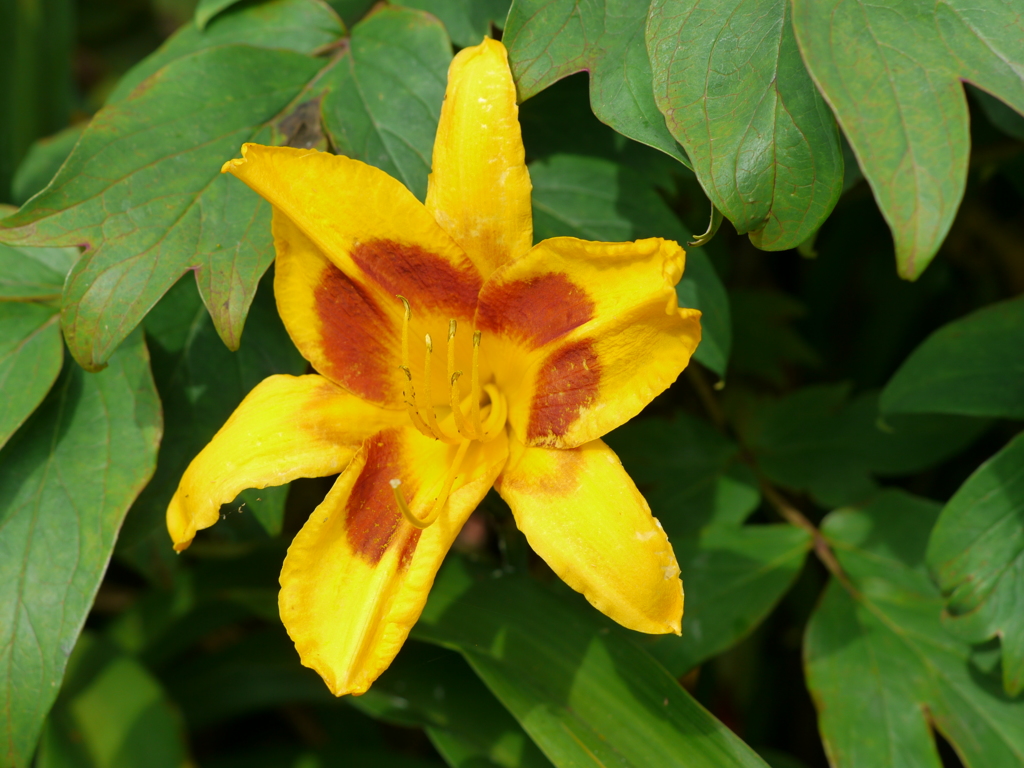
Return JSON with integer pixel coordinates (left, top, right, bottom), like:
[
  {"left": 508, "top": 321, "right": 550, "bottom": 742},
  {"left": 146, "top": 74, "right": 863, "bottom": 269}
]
[
  {"left": 496, "top": 436, "right": 683, "bottom": 635},
  {"left": 279, "top": 426, "right": 508, "bottom": 695},
  {"left": 425, "top": 39, "right": 532, "bottom": 277},
  {"left": 477, "top": 237, "right": 701, "bottom": 448},
  {"left": 167, "top": 375, "right": 399, "bottom": 552},
  {"left": 224, "top": 145, "right": 485, "bottom": 403}
]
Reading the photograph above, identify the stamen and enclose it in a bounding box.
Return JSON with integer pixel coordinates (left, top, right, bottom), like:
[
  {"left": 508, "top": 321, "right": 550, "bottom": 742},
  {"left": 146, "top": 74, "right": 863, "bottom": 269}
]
[
  {"left": 420, "top": 334, "right": 446, "bottom": 440},
  {"left": 396, "top": 296, "right": 435, "bottom": 440},
  {"left": 427, "top": 439, "right": 472, "bottom": 521},
  {"left": 390, "top": 478, "right": 436, "bottom": 530},
  {"left": 446, "top": 319, "right": 473, "bottom": 438},
  {"left": 479, "top": 383, "right": 508, "bottom": 442},
  {"left": 470, "top": 331, "right": 483, "bottom": 436}
]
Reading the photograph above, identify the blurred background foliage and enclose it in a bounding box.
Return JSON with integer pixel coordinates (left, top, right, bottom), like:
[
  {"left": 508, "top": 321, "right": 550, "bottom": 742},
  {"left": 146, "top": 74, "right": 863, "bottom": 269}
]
[{"left": 1, "top": 0, "right": 1023, "bottom": 767}]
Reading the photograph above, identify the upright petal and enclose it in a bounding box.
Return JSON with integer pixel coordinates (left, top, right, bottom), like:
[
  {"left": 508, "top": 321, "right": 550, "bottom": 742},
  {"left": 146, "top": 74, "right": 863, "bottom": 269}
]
[
  {"left": 425, "top": 39, "right": 532, "bottom": 277},
  {"left": 477, "top": 237, "right": 701, "bottom": 448},
  {"left": 225, "top": 146, "right": 484, "bottom": 404},
  {"left": 167, "top": 375, "right": 400, "bottom": 551},
  {"left": 279, "top": 426, "right": 508, "bottom": 695},
  {"left": 496, "top": 437, "right": 683, "bottom": 635}
]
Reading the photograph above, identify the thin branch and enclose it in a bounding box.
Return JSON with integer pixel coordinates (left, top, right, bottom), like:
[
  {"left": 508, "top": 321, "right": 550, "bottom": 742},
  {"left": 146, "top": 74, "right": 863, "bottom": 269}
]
[
  {"left": 760, "top": 481, "right": 859, "bottom": 597},
  {"left": 686, "top": 364, "right": 726, "bottom": 431}
]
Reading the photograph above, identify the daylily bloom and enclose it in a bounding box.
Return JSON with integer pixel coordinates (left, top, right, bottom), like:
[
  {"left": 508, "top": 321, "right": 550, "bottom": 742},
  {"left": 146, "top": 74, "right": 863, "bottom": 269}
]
[{"left": 167, "top": 39, "right": 701, "bottom": 696}]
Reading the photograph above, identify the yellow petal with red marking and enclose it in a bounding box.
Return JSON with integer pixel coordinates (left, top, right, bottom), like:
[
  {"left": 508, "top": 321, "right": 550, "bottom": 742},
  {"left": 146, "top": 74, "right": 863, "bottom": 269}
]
[
  {"left": 477, "top": 236, "right": 701, "bottom": 448},
  {"left": 496, "top": 437, "right": 683, "bottom": 635},
  {"left": 167, "top": 375, "right": 400, "bottom": 551},
  {"left": 426, "top": 39, "right": 532, "bottom": 276},
  {"left": 279, "top": 426, "right": 508, "bottom": 696}
]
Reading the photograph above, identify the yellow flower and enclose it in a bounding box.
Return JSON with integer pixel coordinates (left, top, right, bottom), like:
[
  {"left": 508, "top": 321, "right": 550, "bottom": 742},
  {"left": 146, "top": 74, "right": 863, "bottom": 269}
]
[{"left": 166, "top": 39, "right": 701, "bottom": 696}]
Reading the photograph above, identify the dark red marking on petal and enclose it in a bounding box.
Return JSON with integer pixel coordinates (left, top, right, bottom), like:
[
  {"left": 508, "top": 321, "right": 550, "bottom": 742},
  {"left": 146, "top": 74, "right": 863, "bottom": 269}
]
[
  {"left": 477, "top": 273, "right": 594, "bottom": 349},
  {"left": 313, "top": 261, "right": 397, "bottom": 403},
  {"left": 527, "top": 339, "right": 601, "bottom": 444},
  {"left": 352, "top": 239, "right": 481, "bottom": 318},
  {"left": 345, "top": 429, "right": 416, "bottom": 564},
  {"left": 398, "top": 530, "right": 421, "bottom": 571}
]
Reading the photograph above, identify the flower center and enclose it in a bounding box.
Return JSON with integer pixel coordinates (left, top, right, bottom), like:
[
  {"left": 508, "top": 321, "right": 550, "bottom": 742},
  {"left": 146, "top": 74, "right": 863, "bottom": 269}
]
[{"left": 390, "top": 296, "right": 507, "bottom": 529}]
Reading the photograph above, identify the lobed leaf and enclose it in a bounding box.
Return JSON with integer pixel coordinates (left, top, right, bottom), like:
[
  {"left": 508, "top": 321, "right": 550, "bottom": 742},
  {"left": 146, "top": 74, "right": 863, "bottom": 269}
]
[
  {"left": 927, "top": 431, "right": 1024, "bottom": 697},
  {"left": 400, "top": 0, "right": 511, "bottom": 48},
  {"left": 0, "top": 303, "right": 63, "bottom": 450},
  {"left": 791, "top": 0, "right": 1024, "bottom": 278},
  {"left": 0, "top": 330, "right": 161, "bottom": 767},
  {"left": 321, "top": 6, "right": 453, "bottom": 202},
  {"left": 646, "top": 0, "right": 844, "bottom": 250},
  {"left": 806, "top": 490, "right": 1024, "bottom": 768},
  {"left": 504, "top": 0, "right": 691, "bottom": 168}
]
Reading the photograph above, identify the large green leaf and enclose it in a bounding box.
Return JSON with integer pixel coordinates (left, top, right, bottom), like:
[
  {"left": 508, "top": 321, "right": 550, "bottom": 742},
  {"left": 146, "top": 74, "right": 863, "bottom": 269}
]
[
  {"left": 647, "top": 0, "right": 843, "bottom": 250},
  {"left": 35, "top": 633, "right": 189, "bottom": 768},
  {"left": 0, "top": 302, "right": 63, "bottom": 450},
  {"left": 529, "top": 153, "right": 731, "bottom": 376},
  {"left": 791, "top": 0, "right": 1024, "bottom": 278},
  {"left": 0, "top": 44, "right": 326, "bottom": 372},
  {"left": 0, "top": 330, "right": 161, "bottom": 768},
  {"left": 414, "top": 558, "right": 771, "bottom": 768},
  {"left": 399, "top": 0, "right": 510, "bottom": 48},
  {"left": 607, "top": 415, "right": 809, "bottom": 675},
  {"left": 11, "top": 125, "right": 82, "bottom": 206},
  {"left": 110, "top": 0, "right": 345, "bottom": 104},
  {"left": 880, "top": 295, "right": 1024, "bottom": 419},
  {"left": 354, "top": 641, "right": 552, "bottom": 768},
  {"left": 927, "top": 431, "right": 1024, "bottom": 697},
  {"left": 503, "top": 0, "right": 691, "bottom": 168},
  {"left": 805, "top": 490, "right": 1024, "bottom": 768},
  {"left": 321, "top": 6, "right": 453, "bottom": 202},
  {"left": 117, "top": 273, "right": 304, "bottom": 581},
  {"left": 741, "top": 384, "right": 989, "bottom": 507}
]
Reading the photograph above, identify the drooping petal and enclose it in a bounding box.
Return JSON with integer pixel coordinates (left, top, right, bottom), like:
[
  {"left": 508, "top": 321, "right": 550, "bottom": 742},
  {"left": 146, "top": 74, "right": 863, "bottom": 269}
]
[
  {"left": 279, "top": 426, "right": 508, "bottom": 696},
  {"left": 426, "top": 39, "right": 532, "bottom": 277},
  {"left": 496, "top": 436, "right": 683, "bottom": 635},
  {"left": 167, "top": 375, "right": 399, "bottom": 551},
  {"left": 224, "top": 145, "right": 484, "bottom": 404},
  {"left": 477, "top": 237, "right": 701, "bottom": 448}
]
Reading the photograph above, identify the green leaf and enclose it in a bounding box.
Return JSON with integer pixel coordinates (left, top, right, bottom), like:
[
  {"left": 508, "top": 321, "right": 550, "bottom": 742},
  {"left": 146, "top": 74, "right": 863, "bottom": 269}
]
[
  {"left": 927, "top": 431, "right": 1024, "bottom": 696},
  {"left": 414, "top": 558, "right": 771, "bottom": 768},
  {"left": 117, "top": 272, "right": 304, "bottom": 581},
  {"left": 399, "top": 0, "right": 510, "bottom": 48},
  {"left": 354, "top": 641, "right": 552, "bottom": 768},
  {"left": 0, "top": 302, "right": 63, "bottom": 450},
  {"left": 805, "top": 490, "right": 1024, "bottom": 768},
  {"left": 11, "top": 125, "right": 83, "bottom": 206},
  {"left": 321, "top": 6, "right": 453, "bottom": 202},
  {"left": 504, "top": 0, "right": 691, "bottom": 169},
  {"left": 110, "top": 0, "right": 344, "bottom": 104},
  {"left": 529, "top": 154, "right": 731, "bottom": 376},
  {"left": 790, "top": 0, "right": 1024, "bottom": 278},
  {"left": 195, "top": 0, "right": 247, "bottom": 29},
  {"left": 0, "top": 44, "right": 326, "bottom": 371},
  {"left": 35, "top": 633, "right": 189, "bottom": 768},
  {"left": 0, "top": 242, "right": 77, "bottom": 301},
  {"left": 742, "top": 384, "right": 989, "bottom": 507},
  {"left": 0, "top": 330, "right": 161, "bottom": 768},
  {"left": 880, "top": 295, "right": 1024, "bottom": 419},
  {"left": 647, "top": 0, "right": 843, "bottom": 250},
  {"left": 608, "top": 415, "right": 810, "bottom": 675}
]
